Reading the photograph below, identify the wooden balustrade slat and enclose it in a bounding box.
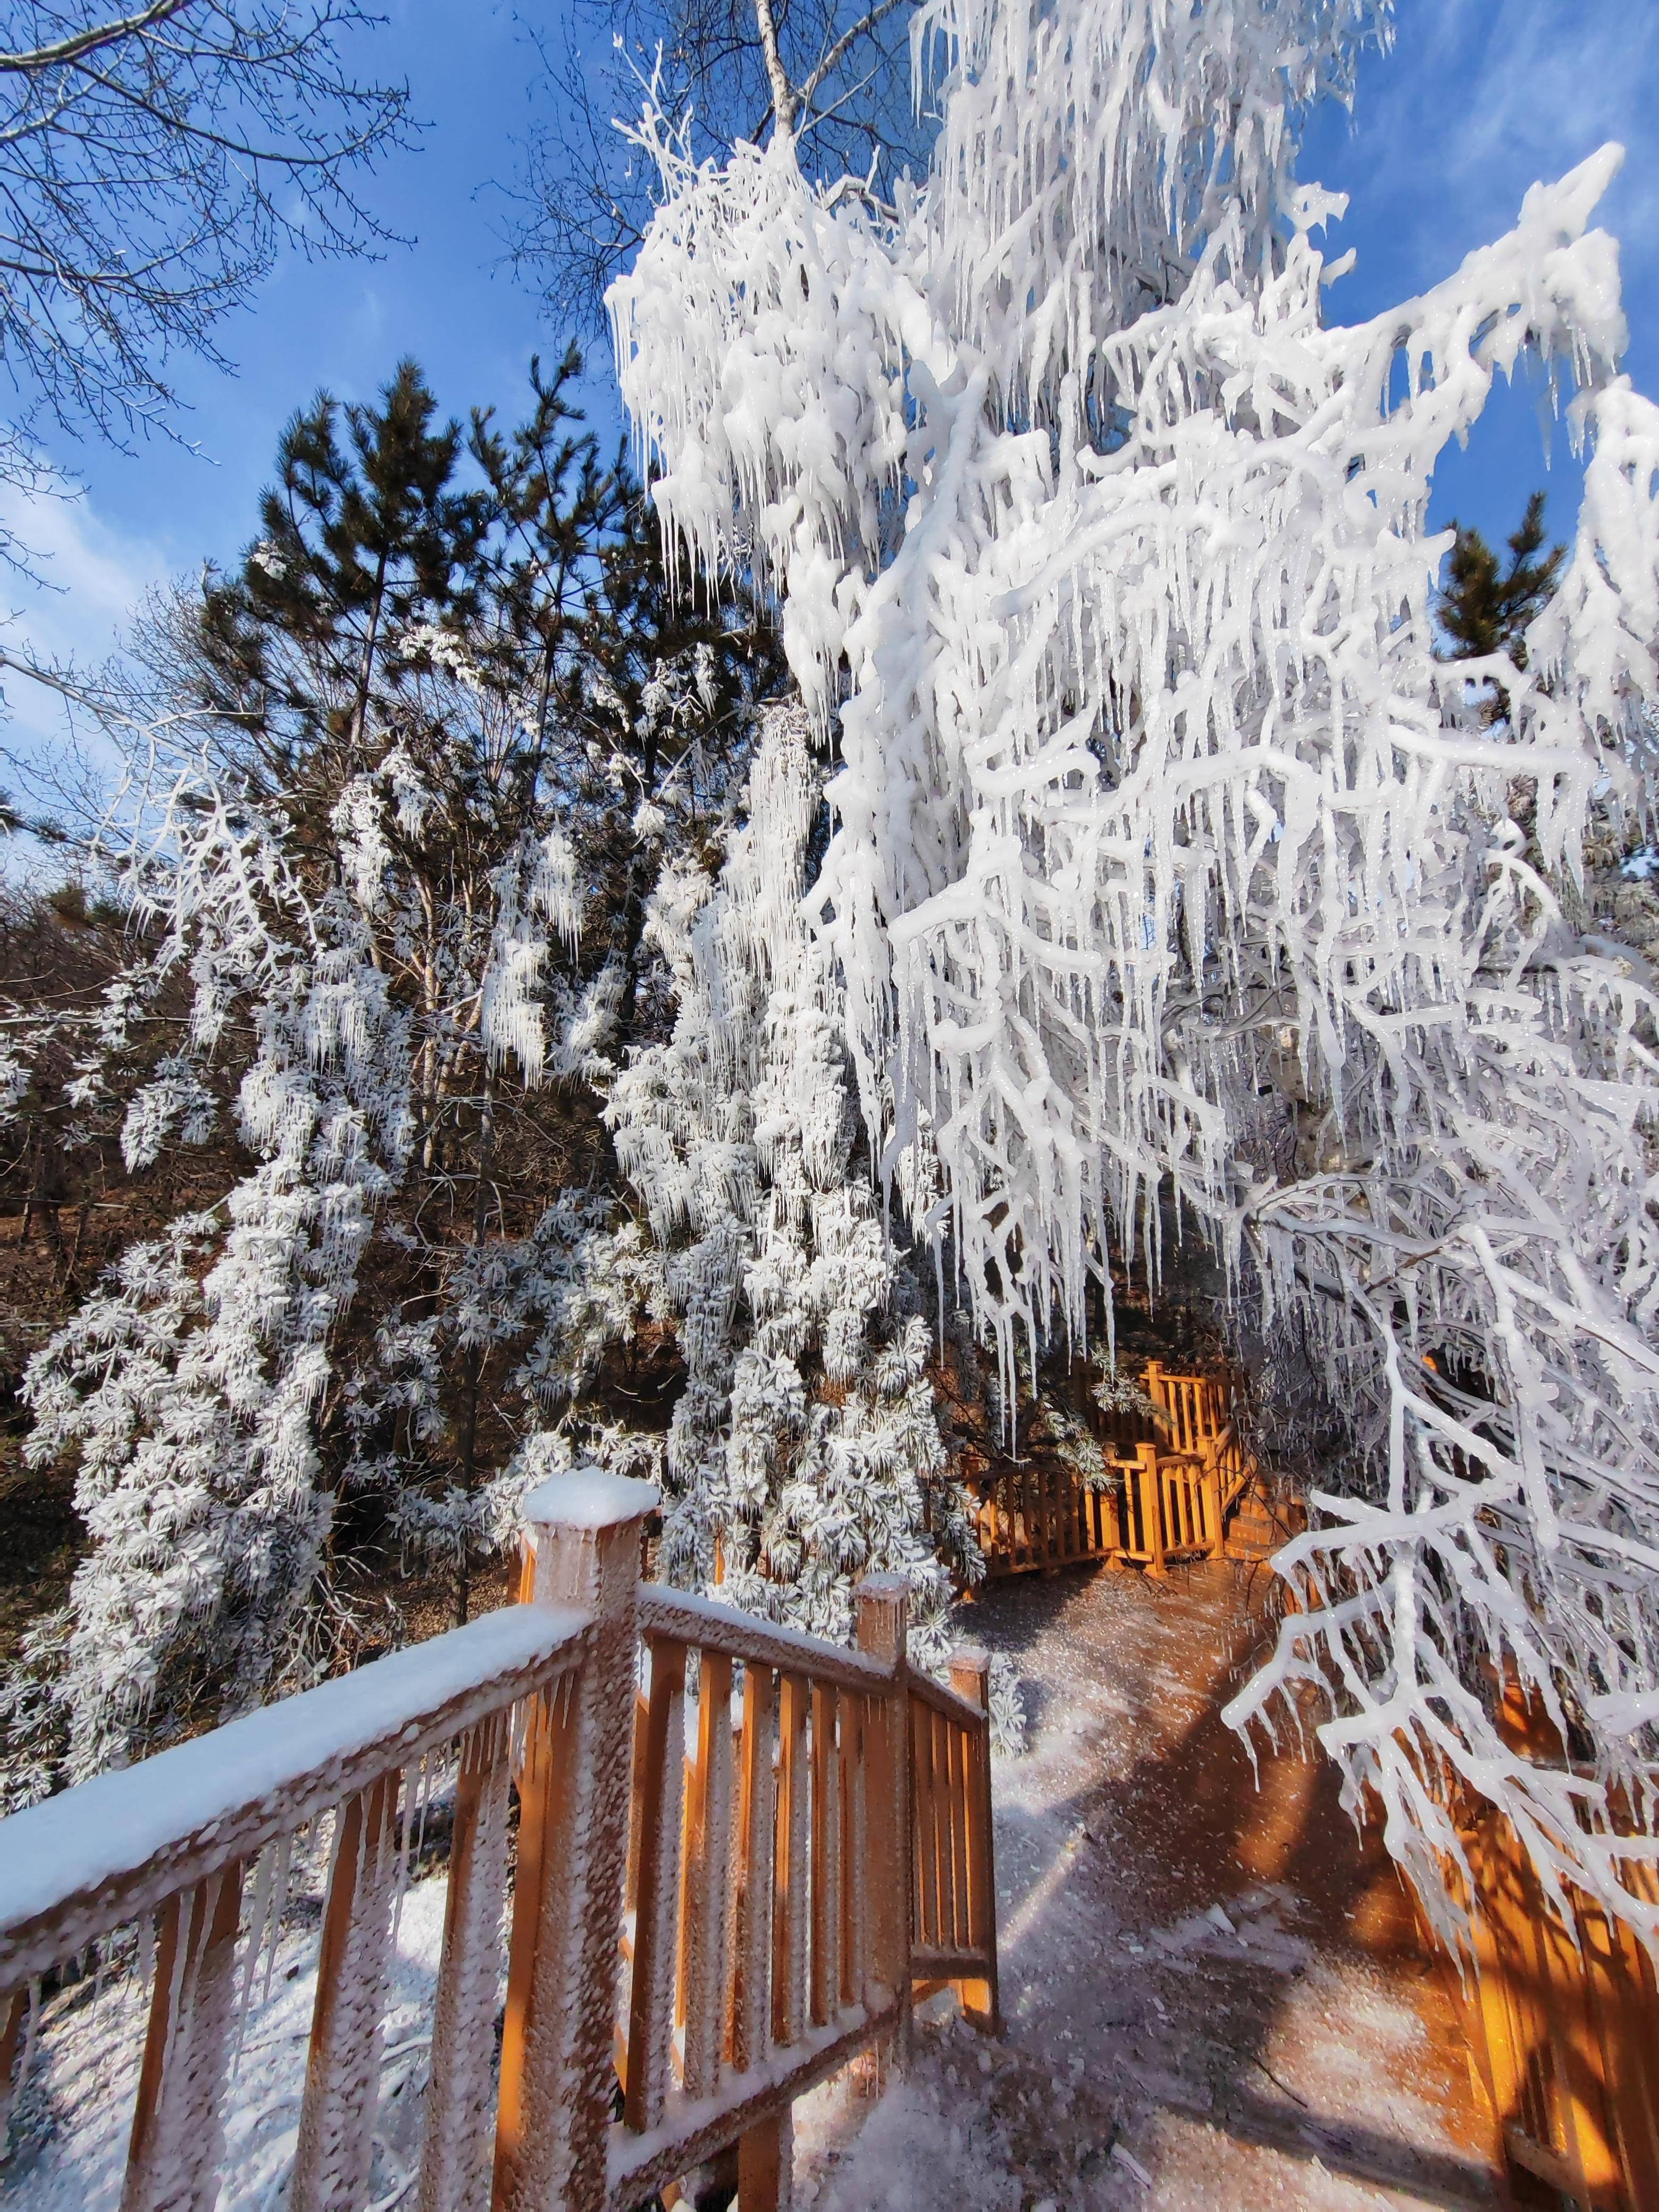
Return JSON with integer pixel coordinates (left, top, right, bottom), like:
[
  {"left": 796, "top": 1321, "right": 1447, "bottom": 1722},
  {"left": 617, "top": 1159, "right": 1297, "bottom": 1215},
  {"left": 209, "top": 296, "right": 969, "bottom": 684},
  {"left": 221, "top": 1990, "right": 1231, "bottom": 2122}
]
[
  {"left": 841, "top": 1699, "right": 863, "bottom": 2010},
  {"left": 731, "top": 1664, "right": 775, "bottom": 2074},
  {"left": 947, "top": 1715, "right": 971, "bottom": 1953},
  {"left": 738, "top": 2109, "right": 793, "bottom": 2212},
  {"left": 810, "top": 1685, "right": 841, "bottom": 2028},
  {"left": 625, "top": 1684, "right": 651, "bottom": 1926},
  {"left": 925, "top": 1712, "right": 945, "bottom": 1951},
  {"left": 911, "top": 1698, "right": 937, "bottom": 1949},
  {"left": 121, "top": 1861, "right": 244, "bottom": 2212},
  {"left": 291, "top": 1773, "right": 400, "bottom": 2212},
  {"left": 0, "top": 1983, "right": 24, "bottom": 2150},
  {"left": 939, "top": 1712, "right": 958, "bottom": 1953},
  {"left": 937, "top": 1707, "right": 946, "bottom": 1955},
  {"left": 935, "top": 1712, "right": 954, "bottom": 1951},
  {"left": 681, "top": 1649, "right": 735, "bottom": 2103},
  {"left": 417, "top": 1712, "right": 514, "bottom": 2212},
  {"left": 773, "top": 1673, "right": 810, "bottom": 2050},
  {"left": 625, "top": 1640, "right": 688, "bottom": 2133}
]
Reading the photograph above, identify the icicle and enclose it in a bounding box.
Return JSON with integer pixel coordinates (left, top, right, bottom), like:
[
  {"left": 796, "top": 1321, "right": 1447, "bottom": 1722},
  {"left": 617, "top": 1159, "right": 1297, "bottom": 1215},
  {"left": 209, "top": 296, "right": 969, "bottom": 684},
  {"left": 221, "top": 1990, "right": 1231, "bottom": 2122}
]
[
  {"left": 608, "top": 0, "right": 1659, "bottom": 1947},
  {"left": 234, "top": 1838, "right": 279, "bottom": 2065},
  {"left": 262, "top": 1831, "right": 294, "bottom": 2006}
]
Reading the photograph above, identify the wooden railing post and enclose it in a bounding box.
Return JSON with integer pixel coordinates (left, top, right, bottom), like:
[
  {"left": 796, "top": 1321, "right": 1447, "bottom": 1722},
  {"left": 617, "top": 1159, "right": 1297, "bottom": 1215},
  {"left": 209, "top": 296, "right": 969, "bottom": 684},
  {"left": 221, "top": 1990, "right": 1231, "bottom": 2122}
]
[
  {"left": 946, "top": 1648, "right": 1002, "bottom": 2035},
  {"left": 1137, "top": 1443, "right": 1167, "bottom": 1578},
  {"left": 494, "top": 1471, "right": 658, "bottom": 2212},
  {"left": 854, "top": 1576, "right": 911, "bottom": 2066}
]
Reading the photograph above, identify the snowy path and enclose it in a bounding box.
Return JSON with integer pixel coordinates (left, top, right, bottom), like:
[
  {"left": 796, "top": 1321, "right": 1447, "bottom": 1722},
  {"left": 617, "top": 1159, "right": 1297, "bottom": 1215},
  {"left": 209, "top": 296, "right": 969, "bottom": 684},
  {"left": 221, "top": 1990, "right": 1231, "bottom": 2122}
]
[{"left": 795, "top": 1561, "right": 1506, "bottom": 2212}]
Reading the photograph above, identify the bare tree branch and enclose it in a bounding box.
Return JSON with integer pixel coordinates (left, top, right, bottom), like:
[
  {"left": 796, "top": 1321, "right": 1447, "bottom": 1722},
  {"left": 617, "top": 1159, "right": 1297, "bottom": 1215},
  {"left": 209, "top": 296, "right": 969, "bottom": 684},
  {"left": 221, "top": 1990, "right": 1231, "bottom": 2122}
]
[
  {"left": 0, "top": 0, "right": 413, "bottom": 539},
  {"left": 0, "top": 0, "right": 191, "bottom": 76},
  {"left": 507, "top": 0, "right": 929, "bottom": 325},
  {"left": 795, "top": 0, "right": 906, "bottom": 120}
]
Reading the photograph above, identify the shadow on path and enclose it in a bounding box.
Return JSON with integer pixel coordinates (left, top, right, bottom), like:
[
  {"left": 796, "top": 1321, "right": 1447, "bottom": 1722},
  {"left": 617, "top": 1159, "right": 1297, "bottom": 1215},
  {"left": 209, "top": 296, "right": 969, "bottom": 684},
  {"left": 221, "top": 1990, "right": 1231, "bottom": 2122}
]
[{"left": 969, "top": 1559, "right": 1507, "bottom": 2208}]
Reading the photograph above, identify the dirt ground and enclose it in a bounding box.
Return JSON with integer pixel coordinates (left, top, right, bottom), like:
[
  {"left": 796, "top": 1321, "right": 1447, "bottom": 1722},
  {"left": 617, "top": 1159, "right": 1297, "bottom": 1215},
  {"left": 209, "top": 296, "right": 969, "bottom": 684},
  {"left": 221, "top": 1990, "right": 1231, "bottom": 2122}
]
[{"left": 795, "top": 1557, "right": 1509, "bottom": 2211}]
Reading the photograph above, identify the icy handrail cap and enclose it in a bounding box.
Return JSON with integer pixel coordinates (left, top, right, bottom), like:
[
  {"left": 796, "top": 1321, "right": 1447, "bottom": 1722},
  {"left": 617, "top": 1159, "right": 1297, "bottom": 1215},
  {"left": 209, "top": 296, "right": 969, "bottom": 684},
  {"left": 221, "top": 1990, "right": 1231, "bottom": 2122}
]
[
  {"left": 522, "top": 1469, "right": 660, "bottom": 1530},
  {"left": 852, "top": 1572, "right": 910, "bottom": 1598}
]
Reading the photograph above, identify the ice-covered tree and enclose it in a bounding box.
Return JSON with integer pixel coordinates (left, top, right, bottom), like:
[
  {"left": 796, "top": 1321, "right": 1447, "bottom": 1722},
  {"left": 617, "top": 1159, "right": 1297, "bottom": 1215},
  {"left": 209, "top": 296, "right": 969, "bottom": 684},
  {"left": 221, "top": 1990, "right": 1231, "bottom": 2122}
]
[
  {"left": 608, "top": 0, "right": 1659, "bottom": 1941},
  {"left": 4, "top": 356, "right": 770, "bottom": 1790},
  {"left": 608, "top": 704, "right": 981, "bottom": 1661},
  {"left": 22, "top": 879, "right": 410, "bottom": 1783}
]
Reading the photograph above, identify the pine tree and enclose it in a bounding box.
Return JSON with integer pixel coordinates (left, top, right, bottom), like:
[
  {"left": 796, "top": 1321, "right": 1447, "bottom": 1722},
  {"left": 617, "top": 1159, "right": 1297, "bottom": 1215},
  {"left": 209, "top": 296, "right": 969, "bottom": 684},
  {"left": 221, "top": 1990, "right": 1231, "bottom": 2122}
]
[
  {"left": 1438, "top": 490, "right": 1566, "bottom": 671},
  {"left": 609, "top": 0, "right": 1659, "bottom": 1942}
]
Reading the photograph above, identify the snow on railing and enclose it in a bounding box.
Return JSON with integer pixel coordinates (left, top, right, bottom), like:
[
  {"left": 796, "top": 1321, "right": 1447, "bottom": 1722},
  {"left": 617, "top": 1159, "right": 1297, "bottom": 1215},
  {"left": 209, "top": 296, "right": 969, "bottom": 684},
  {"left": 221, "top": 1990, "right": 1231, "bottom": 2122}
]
[{"left": 0, "top": 1474, "right": 1000, "bottom": 2211}]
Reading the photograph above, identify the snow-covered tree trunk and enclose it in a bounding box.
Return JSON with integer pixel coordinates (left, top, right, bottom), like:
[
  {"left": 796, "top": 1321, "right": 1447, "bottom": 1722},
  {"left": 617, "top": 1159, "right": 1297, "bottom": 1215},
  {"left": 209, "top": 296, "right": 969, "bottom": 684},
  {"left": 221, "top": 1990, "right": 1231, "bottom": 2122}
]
[{"left": 609, "top": 0, "right": 1659, "bottom": 1940}]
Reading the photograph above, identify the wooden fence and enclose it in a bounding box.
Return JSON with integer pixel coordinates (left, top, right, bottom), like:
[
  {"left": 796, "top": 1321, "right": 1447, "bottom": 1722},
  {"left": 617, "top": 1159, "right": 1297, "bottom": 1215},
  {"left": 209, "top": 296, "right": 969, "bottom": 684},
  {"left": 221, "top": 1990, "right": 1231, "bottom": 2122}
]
[
  {"left": 0, "top": 1474, "right": 999, "bottom": 2212},
  {"left": 974, "top": 1366, "right": 1257, "bottom": 1580},
  {"left": 1420, "top": 1685, "right": 1659, "bottom": 2211},
  {"left": 1442, "top": 1804, "right": 1659, "bottom": 2209}
]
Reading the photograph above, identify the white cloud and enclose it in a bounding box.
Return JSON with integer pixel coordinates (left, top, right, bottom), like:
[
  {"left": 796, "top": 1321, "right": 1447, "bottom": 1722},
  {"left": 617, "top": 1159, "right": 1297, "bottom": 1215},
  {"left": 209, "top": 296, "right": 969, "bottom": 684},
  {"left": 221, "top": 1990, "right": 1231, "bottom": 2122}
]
[
  {"left": 0, "top": 482, "right": 174, "bottom": 800},
  {"left": 1342, "top": 0, "right": 1659, "bottom": 291}
]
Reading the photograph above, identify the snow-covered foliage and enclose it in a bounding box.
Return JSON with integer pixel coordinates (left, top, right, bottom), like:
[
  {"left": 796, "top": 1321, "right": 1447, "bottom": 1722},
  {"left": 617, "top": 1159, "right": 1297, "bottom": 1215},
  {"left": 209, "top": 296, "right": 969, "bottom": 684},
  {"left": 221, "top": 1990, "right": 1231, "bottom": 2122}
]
[
  {"left": 610, "top": 0, "right": 1659, "bottom": 1939},
  {"left": 0, "top": 359, "right": 781, "bottom": 1795},
  {"left": 608, "top": 706, "right": 981, "bottom": 1663},
  {"left": 6, "top": 696, "right": 622, "bottom": 1783},
  {"left": 20, "top": 761, "right": 421, "bottom": 1780}
]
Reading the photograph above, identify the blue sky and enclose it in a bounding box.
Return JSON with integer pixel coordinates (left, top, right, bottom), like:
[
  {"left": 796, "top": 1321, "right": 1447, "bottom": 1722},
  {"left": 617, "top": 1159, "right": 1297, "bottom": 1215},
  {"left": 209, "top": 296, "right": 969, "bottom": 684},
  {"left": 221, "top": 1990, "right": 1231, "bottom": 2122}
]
[{"left": 3, "top": 0, "right": 1655, "bottom": 769}]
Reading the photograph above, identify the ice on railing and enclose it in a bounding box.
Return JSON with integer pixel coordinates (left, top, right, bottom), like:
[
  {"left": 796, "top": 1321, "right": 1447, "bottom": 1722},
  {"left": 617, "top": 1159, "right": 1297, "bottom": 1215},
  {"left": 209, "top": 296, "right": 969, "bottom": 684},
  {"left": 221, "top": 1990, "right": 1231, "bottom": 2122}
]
[
  {"left": 0, "top": 1605, "right": 583, "bottom": 1949},
  {"left": 2, "top": 1859, "right": 468, "bottom": 2209}
]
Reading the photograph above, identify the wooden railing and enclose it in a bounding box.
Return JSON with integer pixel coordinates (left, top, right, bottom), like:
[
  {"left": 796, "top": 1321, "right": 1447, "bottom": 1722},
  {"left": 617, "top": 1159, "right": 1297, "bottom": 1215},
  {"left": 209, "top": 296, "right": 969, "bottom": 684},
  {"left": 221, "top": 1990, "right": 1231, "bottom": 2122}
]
[
  {"left": 1443, "top": 1803, "right": 1659, "bottom": 2210},
  {"left": 0, "top": 1476, "right": 1000, "bottom": 2211},
  {"left": 1419, "top": 1685, "right": 1659, "bottom": 2210},
  {"left": 975, "top": 1367, "right": 1256, "bottom": 1580},
  {"left": 1116, "top": 1440, "right": 1220, "bottom": 1573},
  {"left": 970, "top": 1459, "right": 1124, "bottom": 1575}
]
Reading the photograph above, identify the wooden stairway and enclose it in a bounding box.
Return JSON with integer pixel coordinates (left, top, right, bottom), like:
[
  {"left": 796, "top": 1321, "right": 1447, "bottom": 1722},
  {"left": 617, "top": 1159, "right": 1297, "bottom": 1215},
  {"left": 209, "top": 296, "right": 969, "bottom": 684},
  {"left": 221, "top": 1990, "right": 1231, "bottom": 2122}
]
[{"left": 973, "top": 1365, "right": 1276, "bottom": 1581}]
